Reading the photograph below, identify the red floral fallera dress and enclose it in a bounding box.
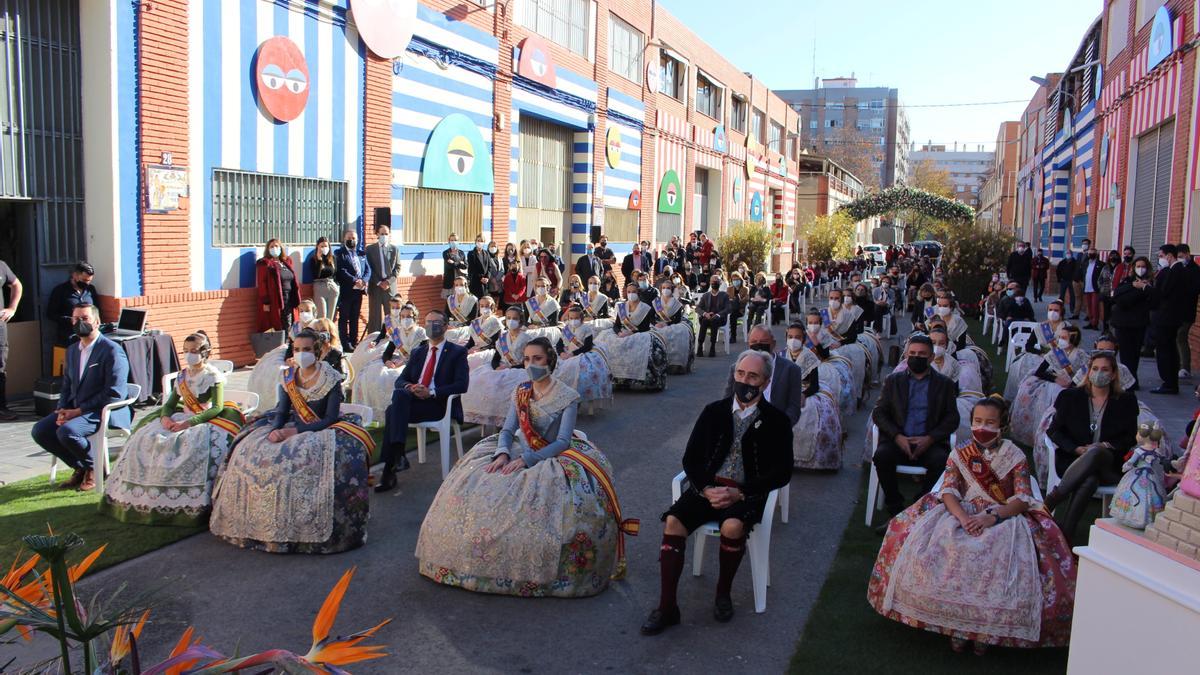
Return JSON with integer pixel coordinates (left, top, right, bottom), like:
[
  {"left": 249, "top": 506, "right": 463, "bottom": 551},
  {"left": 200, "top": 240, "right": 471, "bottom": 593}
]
[{"left": 867, "top": 440, "right": 1077, "bottom": 647}]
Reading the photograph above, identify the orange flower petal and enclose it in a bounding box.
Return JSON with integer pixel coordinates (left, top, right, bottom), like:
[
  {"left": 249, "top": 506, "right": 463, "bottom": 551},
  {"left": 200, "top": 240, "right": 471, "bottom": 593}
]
[
  {"left": 2, "top": 554, "right": 39, "bottom": 587},
  {"left": 311, "top": 567, "right": 355, "bottom": 646},
  {"left": 68, "top": 545, "right": 107, "bottom": 582}
]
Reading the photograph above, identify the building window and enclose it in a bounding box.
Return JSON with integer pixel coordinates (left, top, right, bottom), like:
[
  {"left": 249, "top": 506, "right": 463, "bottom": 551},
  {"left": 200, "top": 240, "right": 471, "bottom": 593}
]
[
  {"left": 695, "top": 71, "right": 723, "bottom": 120},
  {"left": 517, "top": 0, "right": 589, "bottom": 57},
  {"left": 751, "top": 108, "right": 765, "bottom": 143},
  {"left": 809, "top": 120, "right": 817, "bottom": 129},
  {"left": 403, "top": 188, "right": 484, "bottom": 244},
  {"left": 518, "top": 116, "right": 573, "bottom": 211},
  {"left": 605, "top": 208, "right": 639, "bottom": 242},
  {"left": 870, "top": 99, "right": 885, "bottom": 109},
  {"left": 212, "top": 169, "right": 348, "bottom": 247},
  {"left": 730, "top": 95, "right": 747, "bottom": 133},
  {"left": 768, "top": 121, "right": 783, "bottom": 153},
  {"left": 659, "top": 52, "right": 685, "bottom": 100},
  {"left": 608, "top": 14, "right": 643, "bottom": 84},
  {"left": 1107, "top": 0, "right": 1130, "bottom": 61},
  {"left": 825, "top": 119, "right": 837, "bottom": 128},
  {"left": 857, "top": 102, "right": 868, "bottom": 110}
]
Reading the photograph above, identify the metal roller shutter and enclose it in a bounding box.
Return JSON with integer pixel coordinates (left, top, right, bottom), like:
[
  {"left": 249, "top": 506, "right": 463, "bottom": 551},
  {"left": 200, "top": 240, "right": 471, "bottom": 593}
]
[
  {"left": 517, "top": 116, "right": 572, "bottom": 245},
  {"left": 1129, "top": 120, "right": 1174, "bottom": 253}
]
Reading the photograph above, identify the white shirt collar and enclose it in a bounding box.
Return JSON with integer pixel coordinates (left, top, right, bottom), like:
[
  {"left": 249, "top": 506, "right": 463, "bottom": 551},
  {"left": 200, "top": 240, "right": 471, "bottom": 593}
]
[{"left": 732, "top": 397, "right": 759, "bottom": 419}]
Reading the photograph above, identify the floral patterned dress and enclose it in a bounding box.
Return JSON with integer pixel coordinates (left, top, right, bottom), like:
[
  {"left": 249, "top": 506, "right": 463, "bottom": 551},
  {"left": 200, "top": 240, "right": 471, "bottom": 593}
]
[
  {"left": 594, "top": 300, "right": 668, "bottom": 391},
  {"left": 868, "top": 440, "right": 1077, "bottom": 647},
  {"left": 783, "top": 348, "right": 843, "bottom": 470},
  {"left": 416, "top": 381, "right": 633, "bottom": 597},
  {"left": 554, "top": 321, "right": 613, "bottom": 411}
]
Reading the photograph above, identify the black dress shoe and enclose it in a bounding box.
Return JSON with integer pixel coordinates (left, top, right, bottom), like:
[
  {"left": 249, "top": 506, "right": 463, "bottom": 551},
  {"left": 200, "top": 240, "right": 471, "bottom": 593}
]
[
  {"left": 714, "top": 596, "right": 734, "bottom": 623},
  {"left": 1150, "top": 386, "right": 1179, "bottom": 395},
  {"left": 396, "top": 453, "right": 412, "bottom": 471},
  {"left": 708, "top": 347, "right": 716, "bottom": 358},
  {"left": 374, "top": 471, "right": 398, "bottom": 493},
  {"left": 640, "top": 607, "right": 681, "bottom": 636}
]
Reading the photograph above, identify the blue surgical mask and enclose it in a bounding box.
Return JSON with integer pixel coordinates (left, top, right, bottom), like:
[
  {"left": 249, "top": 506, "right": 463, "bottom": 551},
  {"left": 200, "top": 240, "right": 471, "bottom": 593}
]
[
  {"left": 527, "top": 363, "right": 550, "bottom": 382},
  {"left": 1006, "top": 289, "right": 1015, "bottom": 297},
  {"left": 449, "top": 241, "right": 458, "bottom": 250}
]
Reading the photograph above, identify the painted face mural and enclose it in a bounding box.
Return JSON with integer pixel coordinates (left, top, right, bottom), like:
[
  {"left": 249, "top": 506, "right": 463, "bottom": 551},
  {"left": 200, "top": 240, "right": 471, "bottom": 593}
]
[
  {"left": 254, "top": 36, "right": 309, "bottom": 122},
  {"left": 658, "top": 169, "right": 683, "bottom": 214},
  {"left": 517, "top": 36, "right": 557, "bottom": 89},
  {"left": 628, "top": 190, "right": 641, "bottom": 210},
  {"left": 606, "top": 126, "right": 622, "bottom": 168},
  {"left": 422, "top": 113, "right": 494, "bottom": 193},
  {"left": 713, "top": 125, "right": 727, "bottom": 153},
  {"left": 350, "top": 0, "right": 417, "bottom": 59},
  {"left": 732, "top": 177, "right": 742, "bottom": 204},
  {"left": 749, "top": 192, "right": 764, "bottom": 222}
]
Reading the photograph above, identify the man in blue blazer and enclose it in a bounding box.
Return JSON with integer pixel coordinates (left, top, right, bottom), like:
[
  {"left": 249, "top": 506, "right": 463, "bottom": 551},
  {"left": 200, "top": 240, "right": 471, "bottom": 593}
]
[
  {"left": 334, "top": 227, "right": 371, "bottom": 350},
  {"left": 377, "top": 309, "right": 470, "bottom": 491},
  {"left": 32, "top": 304, "right": 130, "bottom": 490}
]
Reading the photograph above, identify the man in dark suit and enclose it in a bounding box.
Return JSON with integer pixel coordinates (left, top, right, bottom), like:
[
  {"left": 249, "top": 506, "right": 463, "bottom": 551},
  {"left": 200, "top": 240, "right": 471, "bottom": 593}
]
[
  {"left": 377, "top": 309, "right": 471, "bottom": 491},
  {"left": 47, "top": 261, "right": 99, "bottom": 348},
  {"left": 871, "top": 334, "right": 960, "bottom": 524},
  {"left": 467, "top": 233, "right": 499, "bottom": 299},
  {"left": 996, "top": 280, "right": 1036, "bottom": 345},
  {"left": 695, "top": 276, "right": 730, "bottom": 357},
  {"left": 621, "top": 244, "right": 652, "bottom": 282},
  {"left": 723, "top": 325, "right": 804, "bottom": 426},
  {"left": 365, "top": 223, "right": 399, "bottom": 333},
  {"left": 1005, "top": 241, "right": 1032, "bottom": 294},
  {"left": 1071, "top": 238, "right": 1091, "bottom": 320},
  {"left": 641, "top": 350, "right": 792, "bottom": 635},
  {"left": 575, "top": 242, "right": 601, "bottom": 283},
  {"left": 1151, "top": 244, "right": 1184, "bottom": 394},
  {"left": 442, "top": 233, "right": 468, "bottom": 300},
  {"left": 1056, "top": 251, "right": 1078, "bottom": 315},
  {"left": 31, "top": 304, "right": 130, "bottom": 491},
  {"left": 1174, "top": 243, "right": 1200, "bottom": 379},
  {"left": 334, "top": 228, "right": 371, "bottom": 350}
]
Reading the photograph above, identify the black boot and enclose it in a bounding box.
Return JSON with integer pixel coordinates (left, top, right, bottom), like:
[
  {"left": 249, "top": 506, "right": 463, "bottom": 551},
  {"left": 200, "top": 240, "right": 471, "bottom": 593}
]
[
  {"left": 708, "top": 342, "right": 716, "bottom": 358},
  {"left": 374, "top": 467, "right": 398, "bottom": 493},
  {"left": 640, "top": 607, "right": 681, "bottom": 636}
]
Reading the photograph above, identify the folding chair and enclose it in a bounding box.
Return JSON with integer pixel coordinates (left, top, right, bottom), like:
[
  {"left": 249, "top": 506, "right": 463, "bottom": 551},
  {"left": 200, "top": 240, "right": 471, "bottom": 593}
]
[
  {"left": 865, "top": 423, "right": 956, "bottom": 526},
  {"left": 49, "top": 384, "right": 142, "bottom": 492}
]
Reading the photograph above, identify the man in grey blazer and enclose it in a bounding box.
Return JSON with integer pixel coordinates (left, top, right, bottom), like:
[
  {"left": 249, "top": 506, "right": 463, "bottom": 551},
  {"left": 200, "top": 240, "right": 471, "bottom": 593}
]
[
  {"left": 365, "top": 223, "right": 400, "bottom": 333},
  {"left": 695, "top": 275, "right": 730, "bottom": 357},
  {"left": 723, "top": 324, "right": 804, "bottom": 425}
]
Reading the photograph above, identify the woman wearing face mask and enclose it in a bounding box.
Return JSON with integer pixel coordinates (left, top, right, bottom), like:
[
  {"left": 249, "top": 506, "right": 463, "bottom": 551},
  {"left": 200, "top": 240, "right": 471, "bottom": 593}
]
[
  {"left": 1043, "top": 352, "right": 1140, "bottom": 543},
  {"left": 307, "top": 318, "right": 346, "bottom": 374},
  {"left": 255, "top": 238, "right": 301, "bottom": 332},
  {"left": 310, "top": 237, "right": 339, "bottom": 319},
  {"left": 536, "top": 249, "right": 562, "bottom": 297},
  {"left": 247, "top": 299, "right": 318, "bottom": 412},
  {"left": 553, "top": 304, "right": 612, "bottom": 412},
  {"left": 211, "top": 328, "right": 373, "bottom": 554},
  {"left": 824, "top": 288, "right": 871, "bottom": 405},
  {"left": 559, "top": 273, "right": 587, "bottom": 311},
  {"left": 599, "top": 271, "right": 621, "bottom": 302},
  {"left": 459, "top": 295, "right": 502, "bottom": 358},
  {"left": 933, "top": 293, "right": 969, "bottom": 350},
  {"left": 1003, "top": 300, "right": 1072, "bottom": 401},
  {"left": 581, "top": 275, "right": 612, "bottom": 326},
  {"left": 353, "top": 302, "right": 428, "bottom": 423},
  {"left": 910, "top": 283, "right": 937, "bottom": 331},
  {"left": 101, "top": 331, "right": 244, "bottom": 525},
  {"left": 651, "top": 280, "right": 695, "bottom": 374},
  {"left": 870, "top": 397, "right": 1077, "bottom": 654},
  {"left": 1010, "top": 325, "right": 1089, "bottom": 447},
  {"left": 781, "top": 322, "right": 843, "bottom": 470},
  {"left": 725, "top": 271, "right": 749, "bottom": 342},
  {"left": 1109, "top": 256, "right": 1153, "bottom": 389},
  {"left": 521, "top": 245, "right": 539, "bottom": 298},
  {"left": 747, "top": 272, "right": 771, "bottom": 327},
  {"left": 799, "top": 309, "right": 856, "bottom": 415},
  {"left": 501, "top": 261, "right": 528, "bottom": 311},
  {"left": 594, "top": 282, "right": 668, "bottom": 391},
  {"left": 417, "top": 337, "right": 631, "bottom": 596},
  {"left": 462, "top": 306, "right": 533, "bottom": 427},
  {"left": 444, "top": 276, "right": 478, "bottom": 329},
  {"left": 525, "top": 275, "right": 561, "bottom": 332}
]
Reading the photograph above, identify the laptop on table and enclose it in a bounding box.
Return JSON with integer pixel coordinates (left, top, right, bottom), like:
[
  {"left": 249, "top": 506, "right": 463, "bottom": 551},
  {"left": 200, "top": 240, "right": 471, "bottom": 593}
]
[{"left": 106, "top": 308, "right": 148, "bottom": 340}]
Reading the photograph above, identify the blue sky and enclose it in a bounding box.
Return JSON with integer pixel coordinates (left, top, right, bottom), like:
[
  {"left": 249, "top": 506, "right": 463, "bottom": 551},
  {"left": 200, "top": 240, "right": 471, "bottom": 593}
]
[{"left": 657, "top": 0, "right": 1101, "bottom": 152}]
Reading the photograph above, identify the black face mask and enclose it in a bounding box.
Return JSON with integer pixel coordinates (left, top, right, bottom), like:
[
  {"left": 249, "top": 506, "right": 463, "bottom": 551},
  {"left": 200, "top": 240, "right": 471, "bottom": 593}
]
[
  {"left": 749, "top": 343, "right": 772, "bottom": 353},
  {"left": 732, "top": 380, "right": 761, "bottom": 404},
  {"left": 74, "top": 320, "right": 94, "bottom": 338},
  {"left": 907, "top": 355, "right": 930, "bottom": 374},
  {"left": 1123, "top": 255, "right": 1133, "bottom": 263},
  {"left": 345, "top": 239, "right": 356, "bottom": 248}
]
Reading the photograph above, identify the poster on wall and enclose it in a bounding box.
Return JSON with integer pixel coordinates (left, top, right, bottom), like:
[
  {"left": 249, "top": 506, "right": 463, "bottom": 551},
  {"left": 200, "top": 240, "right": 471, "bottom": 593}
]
[
  {"left": 749, "top": 192, "right": 763, "bottom": 222},
  {"left": 254, "top": 36, "right": 309, "bottom": 122},
  {"left": 628, "top": 190, "right": 641, "bottom": 210},
  {"left": 145, "top": 164, "right": 190, "bottom": 213},
  {"left": 1071, "top": 166, "right": 1088, "bottom": 217},
  {"left": 713, "top": 125, "right": 727, "bottom": 153},
  {"left": 658, "top": 170, "right": 683, "bottom": 214},
  {"left": 350, "top": 0, "right": 417, "bottom": 59},
  {"left": 606, "top": 126, "right": 622, "bottom": 168},
  {"left": 1148, "top": 6, "right": 1174, "bottom": 70},
  {"left": 517, "top": 36, "right": 557, "bottom": 88},
  {"left": 421, "top": 113, "right": 495, "bottom": 193}
]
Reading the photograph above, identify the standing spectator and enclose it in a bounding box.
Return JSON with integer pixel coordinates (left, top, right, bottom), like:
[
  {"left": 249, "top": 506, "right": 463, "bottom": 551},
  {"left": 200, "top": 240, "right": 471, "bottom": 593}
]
[
  {"left": 1151, "top": 244, "right": 1184, "bottom": 394},
  {"left": 684, "top": 232, "right": 700, "bottom": 266},
  {"left": 1030, "top": 247, "right": 1049, "bottom": 302},
  {"left": 47, "top": 261, "right": 98, "bottom": 348},
  {"left": 520, "top": 241, "right": 539, "bottom": 298},
  {"left": 1175, "top": 243, "right": 1200, "bottom": 380},
  {"left": 442, "top": 233, "right": 468, "bottom": 300},
  {"left": 1005, "top": 241, "right": 1032, "bottom": 294},
  {"left": 334, "top": 229, "right": 370, "bottom": 350},
  {"left": 1112, "top": 245, "right": 1136, "bottom": 290},
  {"left": 698, "top": 233, "right": 714, "bottom": 268},
  {"left": 309, "top": 237, "right": 339, "bottom": 320},
  {"left": 1098, "top": 250, "right": 1119, "bottom": 332},
  {"left": 1072, "top": 238, "right": 1091, "bottom": 320},
  {"left": 1056, "top": 250, "right": 1078, "bottom": 316},
  {"left": 467, "top": 233, "right": 498, "bottom": 299},
  {"left": 1081, "top": 246, "right": 1102, "bottom": 329},
  {"left": 599, "top": 270, "right": 621, "bottom": 301},
  {"left": 502, "top": 242, "right": 519, "bottom": 272},
  {"left": 365, "top": 224, "right": 399, "bottom": 333},
  {"left": 255, "top": 239, "right": 300, "bottom": 333},
  {"left": 0, "top": 258, "right": 21, "bottom": 420},
  {"left": 575, "top": 241, "right": 601, "bottom": 283},
  {"left": 536, "top": 248, "right": 562, "bottom": 296},
  {"left": 594, "top": 234, "right": 616, "bottom": 273},
  {"left": 1110, "top": 256, "right": 1153, "bottom": 390},
  {"left": 500, "top": 260, "right": 527, "bottom": 311},
  {"left": 621, "top": 243, "right": 652, "bottom": 281}
]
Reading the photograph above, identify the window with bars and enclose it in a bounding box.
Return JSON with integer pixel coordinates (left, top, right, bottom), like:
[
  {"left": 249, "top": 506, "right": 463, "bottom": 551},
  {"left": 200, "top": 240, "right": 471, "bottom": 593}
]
[
  {"left": 730, "top": 96, "right": 747, "bottom": 133},
  {"left": 659, "top": 52, "right": 685, "bottom": 99},
  {"left": 695, "top": 72, "right": 723, "bottom": 120},
  {"left": 518, "top": 116, "right": 573, "bottom": 211},
  {"left": 212, "top": 169, "right": 348, "bottom": 247},
  {"left": 402, "top": 188, "right": 483, "bottom": 244},
  {"left": 608, "top": 14, "right": 642, "bottom": 84},
  {"left": 768, "top": 121, "right": 783, "bottom": 153},
  {"left": 517, "top": 0, "right": 590, "bottom": 57}
]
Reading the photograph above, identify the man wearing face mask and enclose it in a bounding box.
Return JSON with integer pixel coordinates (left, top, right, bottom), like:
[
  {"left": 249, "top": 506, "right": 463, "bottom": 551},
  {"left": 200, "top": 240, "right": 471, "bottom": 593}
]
[
  {"left": 47, "top": 261, "right": 99, "bottom": 349},
  {"left": 334, "top": 228, "right": 371, "bottom": 351},
  {"left": 996, "top": 281, "right": 1035, "bottom": 345},
  {"left": 641, "top": 350, "right": 792, "bottom": 634},
  {"left": 722, "top": 325, "right": 804, "bottom": 426},
  {"left": 378, "top": 310, "right": 470, "bottom": 491},
  {"left": 442, "top": 233, "right": 468, "bottom": 300},
  {"left": 696, "top": 275, "right": 731, "bottom": 357},
  {"left": 871, "top": 334, "right": 960, "bottom": 530},
  {"left": 32, "top": 304, "right": 131, "bottom": 491},
  {"left": 575, "top": 241, "right": 601, "bottom": 283},
  {"left": 365, "top": 224, "right": 399, "bottom": 334},
  {"left": 1005, "top": 241, "right": 1032, "bottom": 296},
  {"left": 1150, "top": 244, "right": 1185, "bottom": 394},
  {"left": 467, "top": 234, "right": 499, "bottom": 300},
  {"left": 1031, "top": 247, "right": 1050, "bottom": 302},
  {"left": 621, "top": 244, "right": 651, "bottom": 282}
]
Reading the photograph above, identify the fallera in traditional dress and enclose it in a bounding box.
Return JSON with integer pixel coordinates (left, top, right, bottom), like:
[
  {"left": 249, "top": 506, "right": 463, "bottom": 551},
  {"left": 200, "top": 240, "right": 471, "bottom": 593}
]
[
  {"left": 210, "top": 362, "right": 375, "bottom": 554},
  {"left": 868, "top": 439, "right": 1077, "bottom": 647},
  {"left": 1010, "top": 347, "right": 1089, "bottom": 446},
  {"left": 100, "top": 365, "right": 244, "bottom": 526},
  {"left": 554, "top": 321, "right": 612, "bottom": 411},
  {"left": 1109, "top": 443, "right": 1171, "bottom": 529},
  {"left": 594, "top": 300, "right": 668, "bottom": 391},
  {"left": 650, "top": 296, "right": 695, "bottom": 374},
  {"left": 415, "top": 380, "right": 637, "bottom": 597},
  {"left": 783, "top": 346, "right": 843, "bottom": 470},
  {"left": 463, "top": 330, "right": 531, "bottom": 426},
  {"left": 1003, "top": 320, "right": 1068, "bottom": 401},
  {"left": 247, "top": 344, "right": 288, "bottom": 413},
  {"left": 351, "top": 319, "right": 427, "bottom": 423}
]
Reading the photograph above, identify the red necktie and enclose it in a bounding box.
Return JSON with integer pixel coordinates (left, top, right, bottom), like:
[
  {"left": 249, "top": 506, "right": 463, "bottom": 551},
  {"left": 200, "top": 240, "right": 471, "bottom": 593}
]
[{"left": 420, "top": 345, "right": 437, "bottom": 387}]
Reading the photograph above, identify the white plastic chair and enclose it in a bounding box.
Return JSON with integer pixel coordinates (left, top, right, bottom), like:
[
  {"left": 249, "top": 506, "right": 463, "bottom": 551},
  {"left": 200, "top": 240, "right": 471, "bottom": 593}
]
[
  {"left": 981, "top": 303, "right": 994, "bottom": 339},
  {"left": 1003, "top": 321, "right": 1039, "bottom": 371},
  {"left": 671, "top": 470, "right": 787, "bottom": 613},
  {"left": 413, "top": 393, "right": 465, "bottom": 479},
  {"left": 48, "top": 384, "right": 142, "bottom": 491},
  {"left": 1041, "top": 432, "right": 1115, "bottom": 513},
  {"left": 223, "top": 389, "right": 259, "bottom": 417},
  {"left": 865, "top": 423, "right": 956, "bottom": 526},
  {"left": 209, "top": 359, "right": 234, "bottom": 374},
  {"left": 340, "top": 402, "right": 373, "bottom": 426},
  {"left": 715, "top": 320, "right": 733, "bottom": 354}
]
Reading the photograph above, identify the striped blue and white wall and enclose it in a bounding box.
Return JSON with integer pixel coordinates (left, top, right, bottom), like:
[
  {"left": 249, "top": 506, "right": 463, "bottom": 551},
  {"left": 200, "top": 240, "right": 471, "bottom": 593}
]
[
  {"left": 603, "top": 88, "right": 644, "bottom": 215},
  {"left": 1039, "top": 101, "right": 1095, "bottom": 259},
  {"left": 188, "top": 0, "right": 364, "bottom": 292},
  {"left": 390, "top": 4, "right": 498, "bottom": 275}
]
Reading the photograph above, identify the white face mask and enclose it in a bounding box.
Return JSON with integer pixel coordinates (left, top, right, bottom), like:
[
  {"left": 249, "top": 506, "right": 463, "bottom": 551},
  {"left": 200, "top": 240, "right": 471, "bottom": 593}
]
[
  {"left": 378, "top": 234, "right": 389, "bottom": 246},
  {"left": 661, "top": 289, "right": 673, "bottom": 298},
  {"left": 1135, "top": 267, "right": 1149, "bottom": 277},
  {"left": 299, "top": 311, "right": 314, "bottom": 324},
  {"left": 786, "top": 337, "right": 803, "bottom": 352},
  {"left": 1159, "top": 257, "right": 1170, "bottom": 269},
  {"left": 933, "top": 345, "right": 946, "bottom": 357},
  {"left": 627, "top": 292, "right": 638, "bottom": 302},
  {"left": 454, "top": 286, "right": 466, "bottom": 295},
  {"left": 390, "top": 309, "right": 402, "bottom": 319},
  {"left": 185, "top": 351, "right": 203, "bottom": 366},
  {"left": 1057, "top": 337, "right": 1071, "bottom": 350},
  {"left": 475, "top": 241, "right": 483, "bottom": 249},
  {"left": 269, "top": 246, "right": 282, "bottom": 258},
  {"left": 828, "top": 299, "right": 841, "bottom": 310},
  {"left": 1047, "top": 310, "right": 1060, "bottom": 322},
  {"left": 935, "top": 306, "right": 952, "bottom": 317},
  {"left": 569, "top": 319, "right": 582, "bottom": 329},
  {"left": 317, "top": 246, "right": 329, "bottom": 255},
  {"left": 507, "top": 318, "right": 521, "bottom": 330},
  {"left": 479, "top": 308, "right": 492, "bottom": 317},
  {"left": 588, "top": 283, "right": 599, "bottom": 292},
  {"left": 400, "top": 317, "right": 414, "bottom": 329},
  {"left": 807, "top": 324, "right": 821, "bottom": 335},
  {"left": 536, "top": 287, "right": 548, "bottom": 297},
  {"left": 294, "top": 351, "right": 317, "bottom": 369}
]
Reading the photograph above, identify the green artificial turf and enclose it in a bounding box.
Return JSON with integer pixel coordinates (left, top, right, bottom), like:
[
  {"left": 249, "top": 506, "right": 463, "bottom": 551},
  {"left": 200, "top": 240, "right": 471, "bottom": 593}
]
[
  {"left": 0, "top": 475, "right": 202, "bottom": 573},
  {"left": 966, "top": 318, "right": 1006, "bottom": 396}
]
